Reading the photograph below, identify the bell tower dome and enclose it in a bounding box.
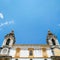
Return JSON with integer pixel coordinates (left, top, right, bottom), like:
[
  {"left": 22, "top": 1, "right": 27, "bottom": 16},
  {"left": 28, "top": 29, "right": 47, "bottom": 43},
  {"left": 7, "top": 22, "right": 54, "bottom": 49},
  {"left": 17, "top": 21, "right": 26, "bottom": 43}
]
[{"left": 2, "top": 30, "right": 16, "bottom": 47}]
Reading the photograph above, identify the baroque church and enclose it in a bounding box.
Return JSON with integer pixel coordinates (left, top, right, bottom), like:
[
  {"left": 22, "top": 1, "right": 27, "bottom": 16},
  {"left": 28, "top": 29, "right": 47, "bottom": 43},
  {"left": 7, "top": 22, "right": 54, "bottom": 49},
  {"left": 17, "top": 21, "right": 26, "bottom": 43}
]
[{"left": 0, "top": 30, "right": 60, "bottom": 60}]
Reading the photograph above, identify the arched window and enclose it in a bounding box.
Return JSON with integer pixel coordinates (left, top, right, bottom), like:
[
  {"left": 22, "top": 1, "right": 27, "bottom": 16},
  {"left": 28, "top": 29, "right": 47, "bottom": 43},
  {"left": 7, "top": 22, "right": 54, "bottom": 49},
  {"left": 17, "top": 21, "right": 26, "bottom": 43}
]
[
  {"left": 6, "top": 39, "right": 10, "bottom": 45},
  {"left": 45, "top": 59, "right": 47, "bottom": 60},
  {"left": 16, "top": 59, "right": 18, "bottom": 60},
  {"left": 29, "top": 50, "right": 33, "bottom": 56},
  {"left": 30, "top": 59, "right": 32, "bottom": 60},
  {"left": 52, "top": 39, "right": 56, "bottom": 45}
]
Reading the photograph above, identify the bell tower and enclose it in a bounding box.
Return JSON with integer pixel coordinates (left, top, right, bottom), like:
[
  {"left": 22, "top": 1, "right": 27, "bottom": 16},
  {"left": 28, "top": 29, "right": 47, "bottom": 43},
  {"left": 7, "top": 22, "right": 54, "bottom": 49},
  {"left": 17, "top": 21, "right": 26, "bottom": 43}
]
[
  {"left": 46, "top": 30, "right": 60, "bottom": 57},
  {"left": 46, "top": 30, "right": 59, "bottom": 46},
  {"left": 2, "top": 30, "right": 16, "bottom": 47}
]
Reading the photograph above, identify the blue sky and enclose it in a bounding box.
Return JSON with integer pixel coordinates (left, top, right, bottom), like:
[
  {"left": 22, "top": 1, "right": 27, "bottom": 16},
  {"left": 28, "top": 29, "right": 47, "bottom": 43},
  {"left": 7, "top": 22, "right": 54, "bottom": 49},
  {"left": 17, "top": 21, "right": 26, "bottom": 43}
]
[{"left": 0, "top": 0, "right": 60, "bottom": 46}]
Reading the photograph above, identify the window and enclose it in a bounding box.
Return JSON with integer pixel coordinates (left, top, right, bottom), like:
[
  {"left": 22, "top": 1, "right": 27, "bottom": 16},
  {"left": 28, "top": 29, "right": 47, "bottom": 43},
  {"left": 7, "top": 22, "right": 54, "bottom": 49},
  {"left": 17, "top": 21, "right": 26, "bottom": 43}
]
[
  {"left": 6, "top": 39, "right": 10, "bottom": 45},
  {"left": 45, "top": 59, "right": 47, "bottom": 60},
  {"left": 16, "top": 59, "right": 18, "bottom": 60},
  {"left": 52, "top": 39, "right": 56, "bottom": 45},
  {"left": 28, "top": 48, "right": 34, "bottom": 57},
  {"left": 30, "top": 59, "right": 32, "bottom": 60},
  {"left": 29, "top": 50, "right": 33, "bottom": 56}
]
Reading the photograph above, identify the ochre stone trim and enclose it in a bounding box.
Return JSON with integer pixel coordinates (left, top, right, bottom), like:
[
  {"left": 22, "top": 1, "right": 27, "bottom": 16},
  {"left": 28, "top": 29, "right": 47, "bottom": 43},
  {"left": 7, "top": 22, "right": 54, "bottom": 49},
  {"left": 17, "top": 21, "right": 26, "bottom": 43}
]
[
  {"left": 15, "top": 48, "right": 20, "bottom": 58},
  {"left": 42, "top": 48, "right": 48, "bottom": 58},
  {"left": 12, "top": 56, "right": 49, "bottom": 58},
  {"left": 28, "top": 48, "right": 34, "bottom": 50}
]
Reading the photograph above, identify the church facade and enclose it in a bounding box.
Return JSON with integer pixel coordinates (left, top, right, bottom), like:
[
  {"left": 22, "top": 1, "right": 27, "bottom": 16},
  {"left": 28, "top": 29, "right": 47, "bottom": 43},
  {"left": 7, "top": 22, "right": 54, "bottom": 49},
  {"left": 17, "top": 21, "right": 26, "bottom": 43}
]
[{"left": 0, "top": 30, "right": 60, "bottom": 60}]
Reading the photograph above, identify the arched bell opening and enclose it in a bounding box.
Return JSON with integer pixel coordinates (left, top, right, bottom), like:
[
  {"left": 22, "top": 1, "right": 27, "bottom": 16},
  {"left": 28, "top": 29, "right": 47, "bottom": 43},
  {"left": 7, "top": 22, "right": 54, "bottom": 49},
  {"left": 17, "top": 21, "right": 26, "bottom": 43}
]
[
  {"left": 6, "top": 39, "right": 10, "bottom": 45},
  {"left": 52, "top": 39, "right": 56, "bottom": 45}
]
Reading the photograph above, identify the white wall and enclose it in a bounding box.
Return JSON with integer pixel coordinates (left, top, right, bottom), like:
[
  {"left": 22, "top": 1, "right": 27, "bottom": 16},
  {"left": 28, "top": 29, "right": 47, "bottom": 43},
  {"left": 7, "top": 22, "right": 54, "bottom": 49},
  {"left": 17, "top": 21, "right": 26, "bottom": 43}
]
[
  {"left": 19, "top": 59, "right": 30, "bottom": 60},
  {"left": 20, "top": 50, "right": 29, "bottom": 57},
  {"left": 12, "top": 58, "right": 47, "bottom": 60},
  {"left": 9, "top": 40, "right": 13, "bottom": 46},
  {"left": 20, "top": 49, "right": 43, "bottom": 57},
  {"left": 12, "top": 59, "right": 29, "bottom": 60},
  {"left": 9, "top": 48, "right": 53, "bottom": 59},
  {"left": 48, "top": 59, "right": 51, "bottom": 60},
  {"left": 12, "top": 58, "right": 52, "bottom": 60},
  {"left": 34, "top": 50, "right": 42, "bottom": 57},
  {"left": 10, "top": 49, "right": 53, "bottom": 58},
  {"left": 56, "top": 39, "right": 59, "bottom": 45},
  {"left": 47, "top": 49, "right": 53, "bottom": 57},
  {"left": 9, "top": 49, "right": 16, "bottom": 57},
  {"left": 49, "top": 40, "right": 53, "bottom": 45},
  {"left": 33, "top": 59, "right": 44, "bottom": 60},
  {"left": 2, "top": 39, "right": 6, "bottom": 46},
  {"left": 12, "top": 59, "right": 15, "bottom": 60}
]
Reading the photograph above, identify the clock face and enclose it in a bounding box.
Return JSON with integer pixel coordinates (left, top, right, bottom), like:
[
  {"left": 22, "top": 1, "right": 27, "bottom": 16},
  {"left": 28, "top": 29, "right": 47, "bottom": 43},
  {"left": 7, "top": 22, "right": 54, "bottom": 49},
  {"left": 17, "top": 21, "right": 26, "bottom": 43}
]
[
  {"left": 2, "top": 48, "right": 7, "bottom": 53},
  {"left": 1, "top": 48, "right": 8, "bottom": 55}
]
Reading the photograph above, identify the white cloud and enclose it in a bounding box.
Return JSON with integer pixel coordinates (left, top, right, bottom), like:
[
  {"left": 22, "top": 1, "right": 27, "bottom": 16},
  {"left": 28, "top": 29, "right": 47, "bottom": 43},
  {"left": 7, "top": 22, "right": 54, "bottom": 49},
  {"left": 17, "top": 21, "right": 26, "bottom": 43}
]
[
  {"left": 9, "top": 20, "right": 14, "bottom": 24},
  {"left": 0, "top": 13, "right": 4, "bottom": 19},
  {"left": 0, "top": 20, "right": 14, "bottom": 27}
]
